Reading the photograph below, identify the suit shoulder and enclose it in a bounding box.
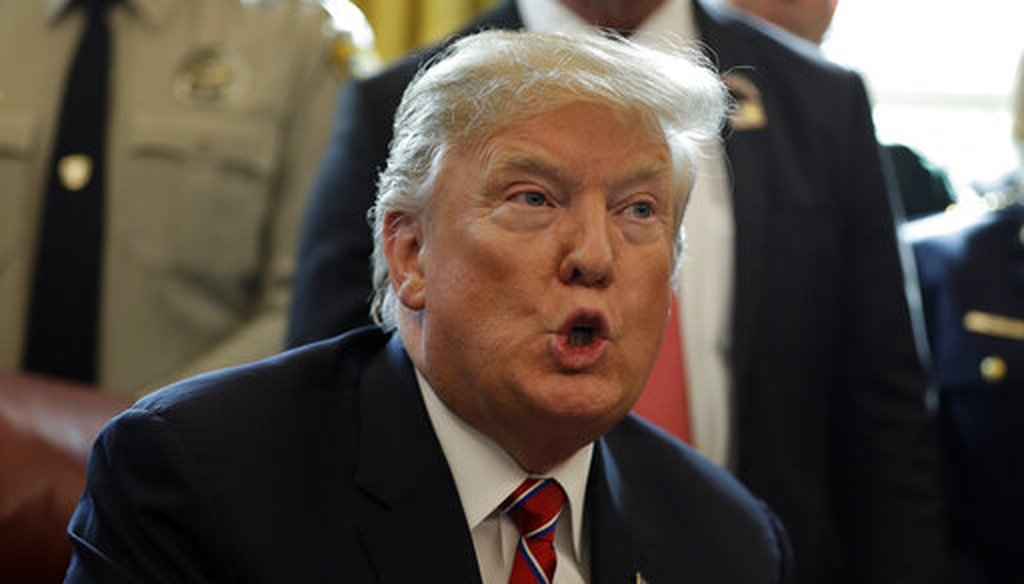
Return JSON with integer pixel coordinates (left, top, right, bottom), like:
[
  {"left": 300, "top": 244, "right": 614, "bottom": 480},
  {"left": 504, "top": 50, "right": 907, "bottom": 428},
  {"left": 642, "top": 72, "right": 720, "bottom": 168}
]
[
  {"left": 354, "top": 44, "right": 435, "bottom": 103},
  {"left": 603, "top": 415, "right": 760, "bottom": 507},
  {"left": 134, "top": 326, "right": 390, "bottom": 420},
  {"left": 603, "top": 415, "right": 785, "bottom": 531},
  {"left": 707, "top": 3, "right": 859, "bottom": 87},
  {"left": 907, "top": 205, "right": 1020, "bottom": 249},
  {"left": 909, "top": 205, "right": 1024, "bottom": 281},
  {"left": 600, "top": 416, "right": 790, "bottom": 578}
]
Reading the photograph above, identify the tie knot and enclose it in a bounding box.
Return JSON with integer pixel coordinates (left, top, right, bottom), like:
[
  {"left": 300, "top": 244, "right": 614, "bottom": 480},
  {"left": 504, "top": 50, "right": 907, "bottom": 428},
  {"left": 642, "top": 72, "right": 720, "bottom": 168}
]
[
  {"left": 502, "top": 479, "right": 565, "bottom": 583},
  {"left": 501, "top": 478, "right": 565, "bottom": 541}
]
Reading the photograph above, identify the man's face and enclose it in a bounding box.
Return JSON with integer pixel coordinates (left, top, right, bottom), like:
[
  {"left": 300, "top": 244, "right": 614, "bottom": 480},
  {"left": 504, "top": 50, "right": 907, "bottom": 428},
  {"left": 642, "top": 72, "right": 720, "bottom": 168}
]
[{"left": 389, "top": 101, "right": 682, "bottom": 470}]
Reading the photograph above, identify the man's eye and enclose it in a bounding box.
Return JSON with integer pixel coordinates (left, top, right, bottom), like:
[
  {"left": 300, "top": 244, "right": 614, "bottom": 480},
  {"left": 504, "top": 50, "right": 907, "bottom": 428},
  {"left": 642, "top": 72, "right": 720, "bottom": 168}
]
[
  {"left": 519, "top": 192, "right": 548, "bottom": 207},
  {"left": 627, "top": 201, "right": 654, "bottom": 219}
]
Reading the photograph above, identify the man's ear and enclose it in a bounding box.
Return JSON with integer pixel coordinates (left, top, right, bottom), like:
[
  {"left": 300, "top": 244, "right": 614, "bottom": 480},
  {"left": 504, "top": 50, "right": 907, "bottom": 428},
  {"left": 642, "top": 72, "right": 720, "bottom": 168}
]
[{"left": 382, "top": 211, "right": 427, "bottom": 311}]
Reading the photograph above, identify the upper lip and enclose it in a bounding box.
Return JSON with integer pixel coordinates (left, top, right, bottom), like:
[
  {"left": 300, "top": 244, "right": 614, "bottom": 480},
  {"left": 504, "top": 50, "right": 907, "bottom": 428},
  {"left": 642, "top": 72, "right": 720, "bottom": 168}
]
[{"left": 556, "top": 308, "right": 610, "bottom": 340}]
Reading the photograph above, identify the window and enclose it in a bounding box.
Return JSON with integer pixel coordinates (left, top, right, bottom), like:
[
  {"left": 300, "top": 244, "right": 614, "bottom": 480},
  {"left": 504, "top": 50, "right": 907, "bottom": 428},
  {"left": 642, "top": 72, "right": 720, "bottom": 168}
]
[{"left": 823, "top": 0, "right": 1022, "bottom": 197}]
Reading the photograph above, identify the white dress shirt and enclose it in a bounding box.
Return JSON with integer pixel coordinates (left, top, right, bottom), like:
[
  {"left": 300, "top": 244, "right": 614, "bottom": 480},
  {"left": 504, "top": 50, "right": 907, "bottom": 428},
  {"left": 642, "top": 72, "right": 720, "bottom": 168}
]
[
  {"left": 517, "top": 0, "right": 737, "bottom": 468},
  {"left": 418, "top": 371, "right": 592, "bottom": 584}
]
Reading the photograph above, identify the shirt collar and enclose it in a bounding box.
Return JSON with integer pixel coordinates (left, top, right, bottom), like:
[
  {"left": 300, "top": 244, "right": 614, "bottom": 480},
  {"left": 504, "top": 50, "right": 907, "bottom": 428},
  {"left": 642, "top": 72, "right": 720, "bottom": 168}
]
[
  {"left": 46, "top": 0, "right": 74, "bottom": 21},
  {"left": 517, "top": 0, "right": 697, "bottom": 42},
  {"left": 46, "top": 0, "right": 176, "bottom": 28},
  {"left": 417, "top": 369, "right": 594, "bottom": 562}
]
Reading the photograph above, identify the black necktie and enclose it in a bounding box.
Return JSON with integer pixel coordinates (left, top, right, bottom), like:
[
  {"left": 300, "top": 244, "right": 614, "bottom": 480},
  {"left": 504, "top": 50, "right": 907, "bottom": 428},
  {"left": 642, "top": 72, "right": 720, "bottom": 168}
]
[{"left": 23, "top": 0, "right": 113, "bottom": 383}]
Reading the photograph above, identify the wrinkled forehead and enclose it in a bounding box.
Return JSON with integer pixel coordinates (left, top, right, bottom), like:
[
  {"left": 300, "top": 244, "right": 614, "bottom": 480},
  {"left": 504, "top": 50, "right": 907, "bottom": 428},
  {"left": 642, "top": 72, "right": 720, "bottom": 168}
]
[
  {"left": 448, "top": 97, "right": 678, "bottom": 166},
  {"left": 439, "top": 99, "right": 693, "bottom": 219}
]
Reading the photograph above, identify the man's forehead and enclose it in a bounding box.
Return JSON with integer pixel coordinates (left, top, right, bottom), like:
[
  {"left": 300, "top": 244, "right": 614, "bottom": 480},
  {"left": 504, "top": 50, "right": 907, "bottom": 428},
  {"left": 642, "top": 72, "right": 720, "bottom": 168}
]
[
  {"left": 470, "top": 118, "right": 674, "bottom": 181},
  {"left": 484, "top": 147, "right": 674, "bottom": 187}
]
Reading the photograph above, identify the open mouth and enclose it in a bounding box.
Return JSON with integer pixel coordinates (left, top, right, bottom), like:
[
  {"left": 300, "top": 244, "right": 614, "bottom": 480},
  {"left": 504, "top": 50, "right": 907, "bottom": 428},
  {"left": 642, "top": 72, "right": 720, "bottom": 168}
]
[
  {"left": 568, "top": 324, "right": 596, "bottom": 347},
  {"left": 559, "top": 311, "right": 608, "bottom": 346},
  {"left": 550, "top": 310, "right": 610, "bottom": 370}
]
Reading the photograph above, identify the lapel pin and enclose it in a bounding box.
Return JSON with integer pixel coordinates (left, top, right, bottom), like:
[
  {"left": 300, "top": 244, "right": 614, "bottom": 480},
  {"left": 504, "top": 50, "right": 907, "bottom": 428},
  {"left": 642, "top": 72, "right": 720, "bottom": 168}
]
[{"left": 723, "top": 71, "right": 767, "bottom": 131}]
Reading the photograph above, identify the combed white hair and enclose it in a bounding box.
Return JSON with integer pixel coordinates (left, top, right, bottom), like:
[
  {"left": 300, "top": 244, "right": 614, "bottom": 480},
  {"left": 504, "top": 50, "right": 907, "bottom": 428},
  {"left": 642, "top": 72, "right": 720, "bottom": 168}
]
[{"left": 369, "top": 29, "right": 730, "bottom": 327}]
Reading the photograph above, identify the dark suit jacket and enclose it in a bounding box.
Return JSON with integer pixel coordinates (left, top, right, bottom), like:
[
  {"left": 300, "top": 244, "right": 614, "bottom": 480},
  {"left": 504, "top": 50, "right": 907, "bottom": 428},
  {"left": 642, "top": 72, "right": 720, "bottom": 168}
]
[
  {"left": 63, "top": 328, "right": 791, "bottom": 583},
  {"left": 287, "top": 2, "right": 950, "bottom": 582},
  {"left": 909, "top": 202, "right": 1024, "bottom": 584},
  {"left": 884, "top": 143, "right": 957, "bottom": 220}
]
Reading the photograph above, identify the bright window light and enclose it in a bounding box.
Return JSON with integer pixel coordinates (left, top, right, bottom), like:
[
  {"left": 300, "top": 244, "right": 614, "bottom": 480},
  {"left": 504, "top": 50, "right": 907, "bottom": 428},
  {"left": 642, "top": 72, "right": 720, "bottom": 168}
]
[{"left": 823, "top": 0, "right": 1022, "bottom": 197}]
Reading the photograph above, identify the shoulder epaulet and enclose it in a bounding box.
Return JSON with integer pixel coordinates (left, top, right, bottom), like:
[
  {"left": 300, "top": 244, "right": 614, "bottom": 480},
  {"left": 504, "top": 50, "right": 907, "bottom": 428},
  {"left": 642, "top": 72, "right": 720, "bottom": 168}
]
[
  {"left": 239, "top": 0, "right": 382, "bottom": 78},
  {"left": 971, "top": 171, "right": 1024, "bottom": 213},
  {"left": 317, "top": 0, "right": 382, "bottom": 78}
]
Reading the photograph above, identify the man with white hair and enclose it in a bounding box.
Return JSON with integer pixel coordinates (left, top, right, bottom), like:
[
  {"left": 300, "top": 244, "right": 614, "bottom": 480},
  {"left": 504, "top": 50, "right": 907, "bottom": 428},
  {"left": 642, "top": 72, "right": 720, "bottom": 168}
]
[
  {"left": 63, "top": 30, "right": 791, "bottom": 582},
  {"left": 288, "top": 1, "right": 951, "bottom": 582}
]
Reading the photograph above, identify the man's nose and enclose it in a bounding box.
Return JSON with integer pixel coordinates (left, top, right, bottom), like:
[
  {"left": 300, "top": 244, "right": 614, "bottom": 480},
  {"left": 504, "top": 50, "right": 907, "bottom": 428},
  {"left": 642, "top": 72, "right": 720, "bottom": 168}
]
[{"left": 557, "top": 199, "right": 615, "bottom": 288}]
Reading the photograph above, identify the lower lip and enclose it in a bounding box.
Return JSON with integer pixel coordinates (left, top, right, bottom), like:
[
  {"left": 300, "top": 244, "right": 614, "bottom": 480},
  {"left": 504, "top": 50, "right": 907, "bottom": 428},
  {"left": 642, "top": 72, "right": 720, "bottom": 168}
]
[{"left": 549, "top": 334, "right": 608, "bottom": 370}]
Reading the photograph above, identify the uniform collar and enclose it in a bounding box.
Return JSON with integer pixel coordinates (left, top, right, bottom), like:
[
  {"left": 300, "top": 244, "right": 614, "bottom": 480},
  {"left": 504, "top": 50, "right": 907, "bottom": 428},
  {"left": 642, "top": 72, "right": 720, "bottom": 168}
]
[{"left": 46, "top": 0, "right": 176, "bottom": 27}]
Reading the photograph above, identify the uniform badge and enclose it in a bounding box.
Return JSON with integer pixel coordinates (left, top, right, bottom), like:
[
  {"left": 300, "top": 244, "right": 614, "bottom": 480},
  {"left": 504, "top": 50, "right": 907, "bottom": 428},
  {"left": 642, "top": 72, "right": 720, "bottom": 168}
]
[
  {"left": 963, "top": 310, "right": 1021, "bottom": 383},
  {"left": 173, "top": 47, "right": 248, "bottom": 106},
  {"left": 963, "top": 309, "right": 1024, "bottom": 341},
  {"left": 723, "top": 71, "right": 767, "bottom": 131}
]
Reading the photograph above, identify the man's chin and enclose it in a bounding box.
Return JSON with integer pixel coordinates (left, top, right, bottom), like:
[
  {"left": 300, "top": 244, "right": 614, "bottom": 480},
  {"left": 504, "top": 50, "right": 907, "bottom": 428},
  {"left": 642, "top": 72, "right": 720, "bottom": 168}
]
[{"left": 528, "top": 376, "right": 634, "bottom": 426}]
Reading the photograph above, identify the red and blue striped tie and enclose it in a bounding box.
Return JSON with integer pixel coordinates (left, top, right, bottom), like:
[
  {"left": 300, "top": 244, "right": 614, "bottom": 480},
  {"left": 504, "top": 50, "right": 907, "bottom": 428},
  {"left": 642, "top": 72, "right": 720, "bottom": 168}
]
[{"left": 501, "top": 478, "right": 566, "bottom": 584}]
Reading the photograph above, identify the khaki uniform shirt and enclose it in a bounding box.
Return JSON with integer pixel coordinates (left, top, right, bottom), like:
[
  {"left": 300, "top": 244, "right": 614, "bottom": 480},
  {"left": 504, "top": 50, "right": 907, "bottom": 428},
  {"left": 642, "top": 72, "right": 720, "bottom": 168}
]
[{"left": 0, "top": 0, "right": 348, "bottom": 395}]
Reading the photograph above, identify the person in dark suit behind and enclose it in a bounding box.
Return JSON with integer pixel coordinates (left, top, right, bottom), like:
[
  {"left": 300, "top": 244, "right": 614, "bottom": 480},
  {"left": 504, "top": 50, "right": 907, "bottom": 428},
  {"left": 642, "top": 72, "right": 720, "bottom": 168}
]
[
  {"left": 903, "top": 50, "right": 1024, "bottom": 584},
  {"left": 726, "top": 0, "right": 957, "bottom": 219},
  {"left": 287, "top": 1, "right": 950, "bottom": 583},
  {"left": 64, "top": 30, "right": 792, "bottom": 583}
]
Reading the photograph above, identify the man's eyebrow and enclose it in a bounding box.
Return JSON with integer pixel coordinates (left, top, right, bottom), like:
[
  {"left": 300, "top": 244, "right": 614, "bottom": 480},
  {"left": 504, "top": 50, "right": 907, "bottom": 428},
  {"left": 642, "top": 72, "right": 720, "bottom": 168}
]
[
  {"left": 491, "top": 153, "right": 671, "bottom": 191},
  {"left": 491, "top": 153, "right": 578, "bottom": 189}
]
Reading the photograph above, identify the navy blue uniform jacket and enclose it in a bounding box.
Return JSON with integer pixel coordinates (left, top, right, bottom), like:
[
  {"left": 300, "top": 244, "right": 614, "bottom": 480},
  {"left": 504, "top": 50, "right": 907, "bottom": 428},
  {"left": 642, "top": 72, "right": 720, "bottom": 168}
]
[
  {"left": 64, "top": 328, "right": 791, "bottom": 582},
  {"left": 286, "top": 1, "right": 949, "bottom": 582},
  {"left": 910, "top": 203, "right": 1024, "bottom": 583}
]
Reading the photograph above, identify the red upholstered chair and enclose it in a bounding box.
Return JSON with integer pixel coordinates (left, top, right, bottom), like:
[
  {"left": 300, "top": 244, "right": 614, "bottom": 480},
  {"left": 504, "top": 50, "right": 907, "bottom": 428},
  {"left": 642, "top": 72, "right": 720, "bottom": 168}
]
[{"left": 0, "top": 371, "right": 129, "bottom": 583}]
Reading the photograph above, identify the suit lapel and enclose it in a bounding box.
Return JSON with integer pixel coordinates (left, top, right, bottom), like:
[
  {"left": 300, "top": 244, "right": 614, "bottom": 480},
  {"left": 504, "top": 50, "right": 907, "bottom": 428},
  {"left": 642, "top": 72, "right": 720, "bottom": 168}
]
[
  {"left": 694, "top": 0, "right": 771, "bottom": 389},
  {"left": 586, "top": 439, "right": 653, "bottom": 584},
  {"left": 354, "top": 335, "right": 482, "bottom": 584}
]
